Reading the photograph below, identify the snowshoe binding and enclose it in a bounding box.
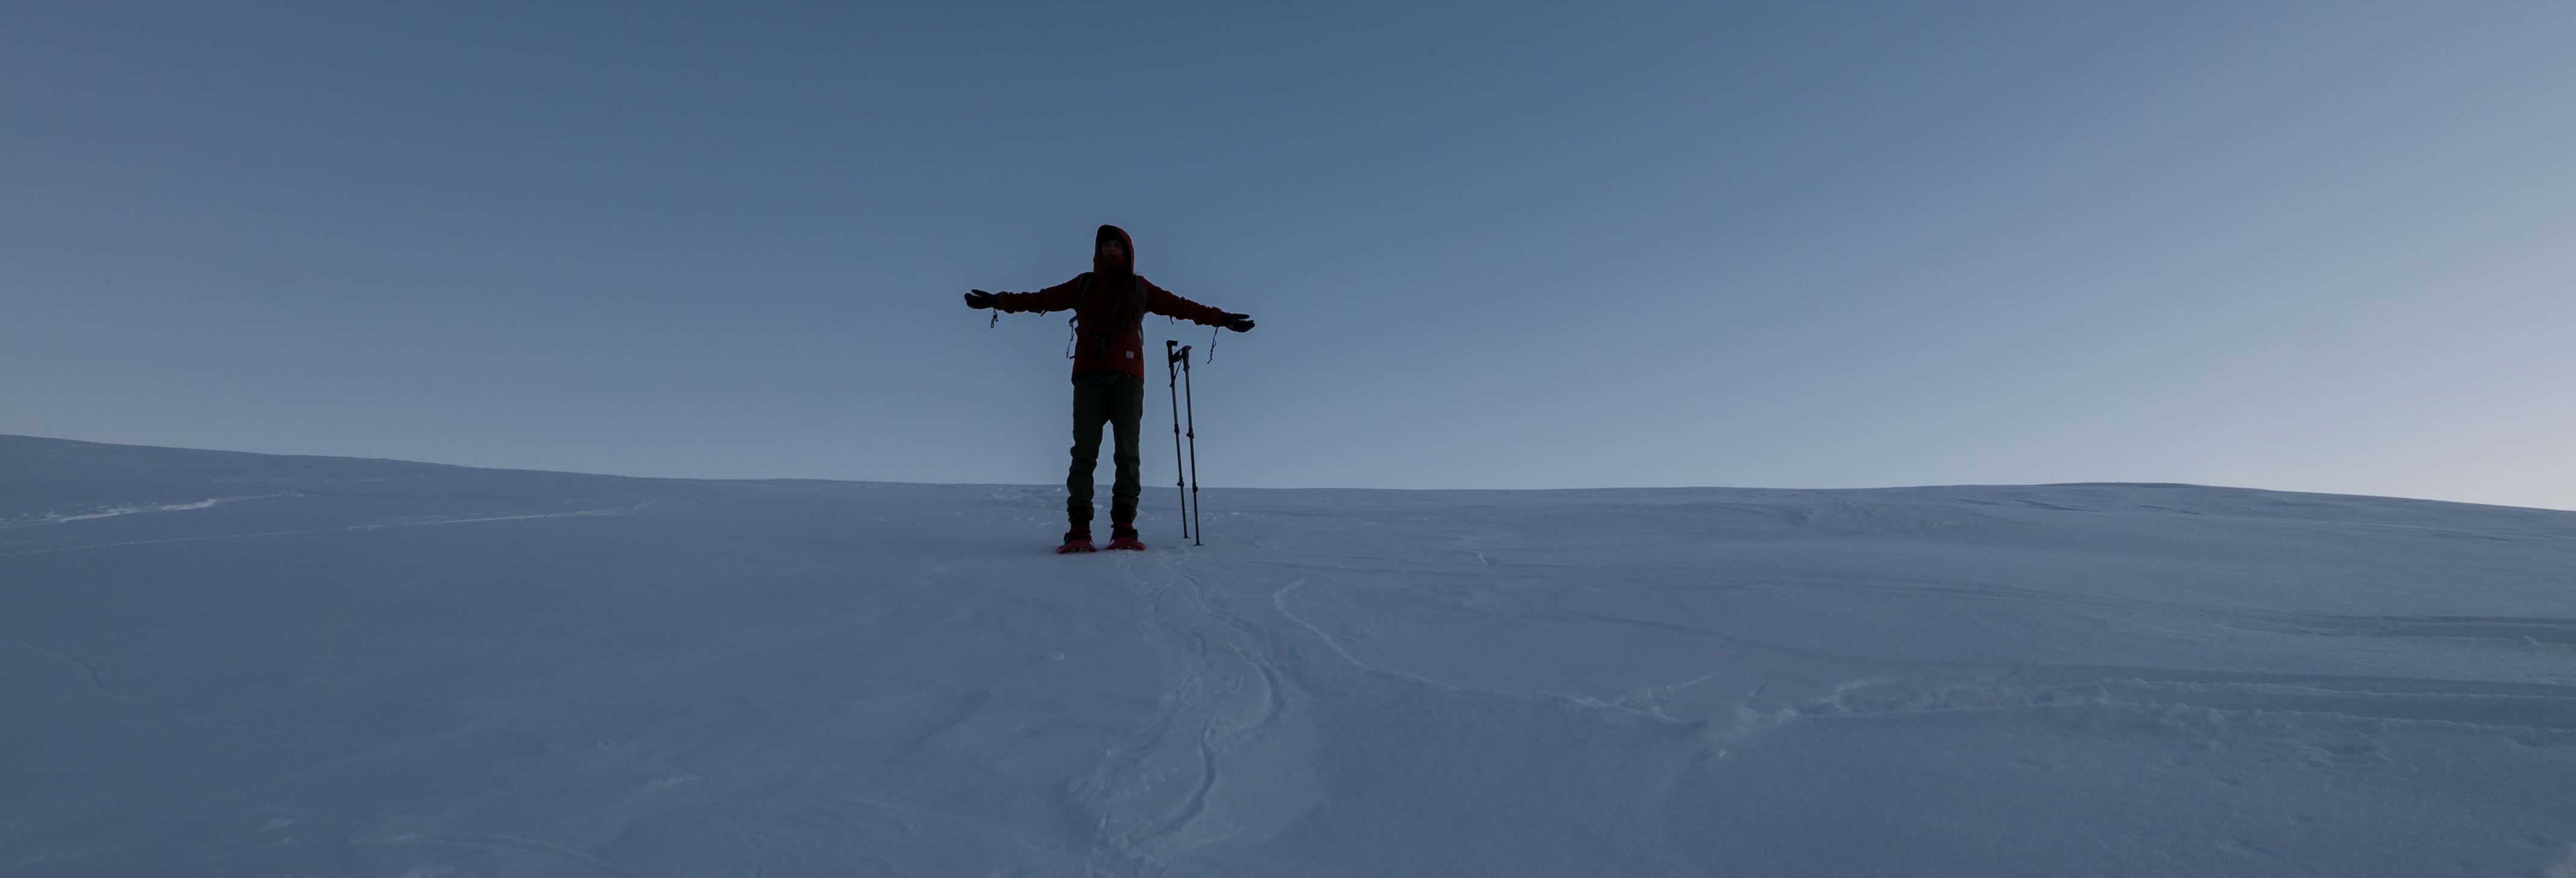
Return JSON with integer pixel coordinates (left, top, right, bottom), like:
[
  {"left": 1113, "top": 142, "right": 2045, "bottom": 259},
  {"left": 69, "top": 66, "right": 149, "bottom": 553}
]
[{"left": 1105, "top": 525, "right": 1146, "bottom": 552}]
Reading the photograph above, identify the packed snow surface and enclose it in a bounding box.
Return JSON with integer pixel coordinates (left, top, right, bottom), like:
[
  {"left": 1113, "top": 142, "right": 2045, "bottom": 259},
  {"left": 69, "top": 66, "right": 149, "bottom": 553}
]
[{"left": 4, "top": 435, "right": 2573, "bottom": 876}]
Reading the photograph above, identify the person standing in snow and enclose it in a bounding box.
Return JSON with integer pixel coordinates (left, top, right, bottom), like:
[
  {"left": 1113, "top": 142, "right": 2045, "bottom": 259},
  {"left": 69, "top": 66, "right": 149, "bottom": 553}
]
[{"left": 965, "top": 224, "right": 1254, "bottom": 553}]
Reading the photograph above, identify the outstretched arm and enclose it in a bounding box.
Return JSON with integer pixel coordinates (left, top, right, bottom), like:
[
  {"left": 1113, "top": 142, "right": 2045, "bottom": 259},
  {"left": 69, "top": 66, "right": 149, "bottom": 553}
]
[
  {"left": 1148, "top": 282, "right": 1254, "bottom": 331},
  {"left": 965, "top": 276, "right": 1085, "bottom": 314}
]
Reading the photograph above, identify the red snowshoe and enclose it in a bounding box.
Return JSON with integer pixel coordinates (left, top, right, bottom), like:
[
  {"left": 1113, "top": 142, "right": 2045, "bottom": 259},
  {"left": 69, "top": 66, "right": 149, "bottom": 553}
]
[
  {"left": 1105, "top": 526, "right": 1147, "bottom": 551},
  {"left": 1056, "top": 529, "right": 1096, "bottom": 554}
]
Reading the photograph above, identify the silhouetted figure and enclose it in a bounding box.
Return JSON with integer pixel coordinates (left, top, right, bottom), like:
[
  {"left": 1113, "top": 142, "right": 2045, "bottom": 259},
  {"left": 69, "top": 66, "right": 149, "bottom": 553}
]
[{"left": 966, "top": 225, "right": 1253, "bottom": 552}]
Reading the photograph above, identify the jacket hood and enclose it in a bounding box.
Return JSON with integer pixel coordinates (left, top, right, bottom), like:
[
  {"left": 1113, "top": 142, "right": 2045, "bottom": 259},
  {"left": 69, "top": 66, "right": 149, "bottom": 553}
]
[{"left": 1094, "top": 224, "right": 1135, "bottom": 277}]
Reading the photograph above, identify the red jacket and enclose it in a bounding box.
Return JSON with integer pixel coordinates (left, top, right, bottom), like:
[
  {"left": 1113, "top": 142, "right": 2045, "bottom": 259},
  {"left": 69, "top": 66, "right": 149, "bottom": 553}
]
[{"left": 989, "top": 226, "right": 1231, "bottom": 380}]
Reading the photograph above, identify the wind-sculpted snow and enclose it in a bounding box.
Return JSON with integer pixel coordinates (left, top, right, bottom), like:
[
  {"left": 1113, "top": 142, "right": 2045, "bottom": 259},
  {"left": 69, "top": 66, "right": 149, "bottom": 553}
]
[
  {"left": 2, "top": 435, "right": 2572, "bottom": 876},
  {"left": 2, "top": 494, "right": 269, "bottom": 526}
]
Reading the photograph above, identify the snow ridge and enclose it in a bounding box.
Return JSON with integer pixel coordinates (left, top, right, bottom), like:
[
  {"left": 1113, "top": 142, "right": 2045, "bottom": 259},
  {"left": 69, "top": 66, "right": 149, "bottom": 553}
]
[{"left": 2, "top": 494, "right": 282, "bottom": 528}]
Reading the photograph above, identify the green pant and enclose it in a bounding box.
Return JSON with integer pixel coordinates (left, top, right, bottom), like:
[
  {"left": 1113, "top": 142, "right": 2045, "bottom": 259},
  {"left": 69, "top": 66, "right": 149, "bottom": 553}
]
[{"left": 1068, "top": 370, "right": 1145, "bottom": 528}]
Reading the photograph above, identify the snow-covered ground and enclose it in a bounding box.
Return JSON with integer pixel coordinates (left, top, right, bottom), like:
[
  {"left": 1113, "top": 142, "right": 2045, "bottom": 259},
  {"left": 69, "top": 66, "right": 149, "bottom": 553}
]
[{"left": 4, "top": 434, "right": 2572, "bottom": 877}]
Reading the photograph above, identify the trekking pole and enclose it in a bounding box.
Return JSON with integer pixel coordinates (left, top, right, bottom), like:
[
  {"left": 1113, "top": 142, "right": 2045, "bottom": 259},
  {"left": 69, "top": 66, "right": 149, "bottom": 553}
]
[
  {"left": 1166, "top": 340, "right": 1190, "bottom": 542},
  {"left": 1181, "top": 346, "right": 1204, "bottom": 546}
]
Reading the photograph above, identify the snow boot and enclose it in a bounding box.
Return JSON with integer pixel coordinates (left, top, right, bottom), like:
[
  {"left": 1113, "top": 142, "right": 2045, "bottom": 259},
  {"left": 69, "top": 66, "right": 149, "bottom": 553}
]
[
  {"left": 1105, "top": 524, "right": 1146, "bottom": 552},
  {"left": 1056, "top": 527, "right": 1097, "bottom": 554}
]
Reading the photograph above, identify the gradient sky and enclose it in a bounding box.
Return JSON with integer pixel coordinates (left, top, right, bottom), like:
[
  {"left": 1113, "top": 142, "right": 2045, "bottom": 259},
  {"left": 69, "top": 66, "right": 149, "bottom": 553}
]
[{"left": 7, "top": 1, "right": 2572, "bottom": 510}]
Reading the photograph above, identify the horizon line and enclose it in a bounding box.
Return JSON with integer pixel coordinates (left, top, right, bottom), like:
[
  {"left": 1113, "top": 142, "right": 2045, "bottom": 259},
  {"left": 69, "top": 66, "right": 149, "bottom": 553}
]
[{"left": 7, "top": 433, "right": 2569, "bottom": 514}]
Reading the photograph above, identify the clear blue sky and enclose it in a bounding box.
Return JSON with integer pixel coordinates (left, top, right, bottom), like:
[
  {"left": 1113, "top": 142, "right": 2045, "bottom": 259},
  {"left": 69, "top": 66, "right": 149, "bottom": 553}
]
[{"left": 7, "top": 2, "right": 2571, "bottom": 510}]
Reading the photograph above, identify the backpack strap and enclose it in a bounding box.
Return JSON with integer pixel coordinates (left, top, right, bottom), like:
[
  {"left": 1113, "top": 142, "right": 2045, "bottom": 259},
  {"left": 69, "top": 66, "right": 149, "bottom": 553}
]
[{"left": 1062, "top": 273, "right": 1093, "bottom": 359}]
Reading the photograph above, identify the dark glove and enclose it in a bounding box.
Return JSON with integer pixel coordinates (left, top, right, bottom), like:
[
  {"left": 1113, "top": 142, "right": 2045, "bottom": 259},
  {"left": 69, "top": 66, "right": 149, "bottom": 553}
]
[
  {"left": 1221, "top": 312, "right": 1255, "bottom": 332},
  {"left": 964, "top": 290, "right": 997, "bottom": 309}
]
